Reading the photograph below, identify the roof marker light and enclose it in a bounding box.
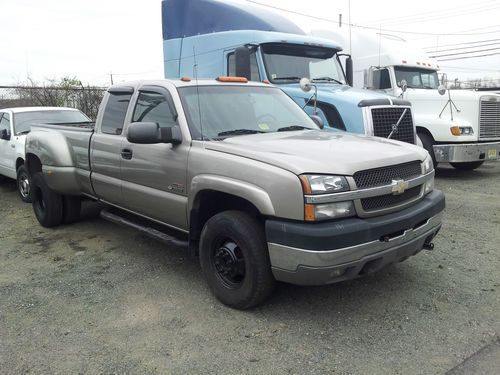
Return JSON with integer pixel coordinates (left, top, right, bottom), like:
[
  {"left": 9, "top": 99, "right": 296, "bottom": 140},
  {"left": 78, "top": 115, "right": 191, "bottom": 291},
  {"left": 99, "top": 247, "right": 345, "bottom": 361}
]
[
  {"left": 402, "top": 60, "right": 407, "bottom": 64},
  {"left": 216, "top": 76, "right": 248, "bottom": 83},
  {"left": 181, "top": 76, "right": 191, "bottom": 82}
]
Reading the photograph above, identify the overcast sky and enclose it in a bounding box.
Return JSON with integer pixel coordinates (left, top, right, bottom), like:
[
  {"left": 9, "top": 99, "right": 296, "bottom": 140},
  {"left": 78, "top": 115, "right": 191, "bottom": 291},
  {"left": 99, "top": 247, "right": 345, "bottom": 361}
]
[{"left": 1, "top": 0, "right": 499, "bottom": 86}]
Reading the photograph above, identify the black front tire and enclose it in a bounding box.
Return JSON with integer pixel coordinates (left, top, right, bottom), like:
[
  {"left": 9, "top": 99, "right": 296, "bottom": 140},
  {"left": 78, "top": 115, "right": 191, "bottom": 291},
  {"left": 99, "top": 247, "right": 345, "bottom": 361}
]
[
  {"left": 31, "top": 172, "right": 63, "bottom": 228},
  {"left": 418, "top": 132, "right": 437, "bottom": 169},
  {"left": 199, "top": 210, "right": 275, "bottom": 309},
  {"left": 450, "top": 161, "right": 484, "bottom": 171},
  {"left": 16, "top": 165, "right": 32, "bottom": 203}
]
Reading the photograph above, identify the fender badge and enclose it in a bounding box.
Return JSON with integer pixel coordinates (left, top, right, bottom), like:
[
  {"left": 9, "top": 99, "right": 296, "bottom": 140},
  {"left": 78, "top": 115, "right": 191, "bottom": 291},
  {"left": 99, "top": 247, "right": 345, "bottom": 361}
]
[{"left": 391, "top": 179, "right": 409, "bottom": 195}]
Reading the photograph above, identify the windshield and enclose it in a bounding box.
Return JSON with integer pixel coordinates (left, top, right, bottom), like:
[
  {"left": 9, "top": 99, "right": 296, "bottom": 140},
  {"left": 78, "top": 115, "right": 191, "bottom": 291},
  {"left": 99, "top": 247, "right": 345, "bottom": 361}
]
[
  {"left": 178, "top": 85, "right": 318, "bottom": 140},
  {"left": 13, "top": 110, "right": 90, "bottom": 134},
  {"left": 394, "top": 67, "right": 439, "bottom": 89},
  {"left": 261, "top": 43, "right": 346, "bottom": 84}
]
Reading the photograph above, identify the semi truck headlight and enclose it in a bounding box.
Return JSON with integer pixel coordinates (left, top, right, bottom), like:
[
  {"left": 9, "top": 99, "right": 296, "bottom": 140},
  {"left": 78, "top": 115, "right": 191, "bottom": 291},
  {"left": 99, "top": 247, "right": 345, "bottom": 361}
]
[
  {"left": 305, "top": 201, "right": 355, "bottom": 221},
  {"left": 450, "top": 126, "right": 474, "bottom": 136},
  {"left": 299, "top": 174, "right": 349, "bottom": 194},
  {"left": 423, "top": 154, "right": 434, "bottom": 174}
]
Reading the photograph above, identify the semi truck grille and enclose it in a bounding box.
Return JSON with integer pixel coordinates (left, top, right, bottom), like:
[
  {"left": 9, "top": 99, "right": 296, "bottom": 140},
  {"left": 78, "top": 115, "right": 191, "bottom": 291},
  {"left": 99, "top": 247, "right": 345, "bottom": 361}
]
[
  {"left": 361, "top": 186, "right": 421, "bottom": 211},
  {"left": 371, "top": 107, "right": 415, "bottom": 144},
  {"left": 353, "top": 161, "right": 421, "bottom": 189},
  {"left": 479, "top": 99, "right": 500, "bottom": 140}
]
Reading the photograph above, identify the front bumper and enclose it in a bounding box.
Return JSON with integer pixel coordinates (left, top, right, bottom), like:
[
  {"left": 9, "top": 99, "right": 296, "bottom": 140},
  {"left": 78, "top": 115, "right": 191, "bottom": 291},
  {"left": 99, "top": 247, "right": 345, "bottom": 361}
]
[
  {"left": 266, "top": 190, "right": 445, "bottom": 285},
  {"left": 433, "top": 141, "right": 500, "bottom": 162}
]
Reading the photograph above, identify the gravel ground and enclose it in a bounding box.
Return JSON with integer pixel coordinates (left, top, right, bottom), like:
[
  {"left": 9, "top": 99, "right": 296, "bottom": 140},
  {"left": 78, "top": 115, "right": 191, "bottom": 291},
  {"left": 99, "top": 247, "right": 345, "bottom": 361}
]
[{"left": 0, "top": 163, "right": 499, "bottom": 374}]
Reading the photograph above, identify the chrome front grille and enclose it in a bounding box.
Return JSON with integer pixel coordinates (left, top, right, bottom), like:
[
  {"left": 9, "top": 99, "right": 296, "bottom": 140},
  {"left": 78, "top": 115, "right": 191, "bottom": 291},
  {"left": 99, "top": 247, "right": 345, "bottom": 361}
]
[
  {"left": 479, "top": 99, "right": 500, "bottom": 140},
  {"left": 353, "top": 161, "right": 421, "bottom": 189},
  {"left": 353, "top": 161, "right": 423, "bottom": 214},
  {"left": 371, "top": 107, "right": 415, "bottom": 144}
]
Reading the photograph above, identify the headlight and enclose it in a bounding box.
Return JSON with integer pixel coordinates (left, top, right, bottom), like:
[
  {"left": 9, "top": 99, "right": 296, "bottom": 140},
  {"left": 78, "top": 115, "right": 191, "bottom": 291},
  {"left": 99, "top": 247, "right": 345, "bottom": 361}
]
[
  {"left": 450, "top": 126, "right": 474, "bottom": 136},
  {"left": 305, "top": 201, "right": 355, "bottom": 221},
  {"left": 423, "top": 154, "right": 434, "bottom": 174},
  {"left": 299, "top": 174, "right": 349, "bottom": 194}
]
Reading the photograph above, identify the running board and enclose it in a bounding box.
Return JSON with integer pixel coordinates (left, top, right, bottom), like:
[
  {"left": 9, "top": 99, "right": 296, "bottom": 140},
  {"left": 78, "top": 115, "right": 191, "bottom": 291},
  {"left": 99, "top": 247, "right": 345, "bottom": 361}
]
[{"left": 100, "top": 208, "right": 189, "bottom": 248}]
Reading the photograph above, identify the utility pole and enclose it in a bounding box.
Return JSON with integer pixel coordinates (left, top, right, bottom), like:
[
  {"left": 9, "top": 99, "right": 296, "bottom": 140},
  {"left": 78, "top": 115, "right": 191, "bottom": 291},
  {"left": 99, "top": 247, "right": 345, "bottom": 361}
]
[
  {"left": 110, "top": 73, "right": 114, "bottom": 85},
  {"left": 339, "top": 14, "right": 342, "bottom": 27}
]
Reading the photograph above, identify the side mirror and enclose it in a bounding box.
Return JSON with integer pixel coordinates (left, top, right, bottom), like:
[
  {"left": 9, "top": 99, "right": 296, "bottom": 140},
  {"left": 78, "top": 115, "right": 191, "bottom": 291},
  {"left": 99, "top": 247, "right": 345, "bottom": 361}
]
[
  {"left": 0, "top": 129, "right": 10, "bottom": 140},
  {"left": 127, "top": 122, "right": 182, "bottom": 145},
  {"left": 310, "top": 115, "right": 324, "bottom": 129},
  {"left": 345, "top": 56, "right": 353, "bottom": 87},
  {"left": 234, "top": 46, "right": 251, "bottom": 80},
  {"left": 438, "top": 85, "right": 446, "bottom": 95},
  {"left": 300, "top": 77, "right": 312, "bottom": 92},
  {"left": 400, "top": 79, "right": 408, "bottom": 93}
]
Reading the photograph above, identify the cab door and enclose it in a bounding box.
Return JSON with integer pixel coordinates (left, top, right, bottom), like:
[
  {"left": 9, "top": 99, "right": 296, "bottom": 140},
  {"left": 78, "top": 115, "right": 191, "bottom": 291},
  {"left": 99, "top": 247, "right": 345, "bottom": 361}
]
[
  {"left": 120, "top": 86, "right": 189, "bottom": 231},
  {"left": 90, "top": 87, "right": 133, "bottom": 205},
  {"left": 0, "top": 112, "right": 16, "bottom": 178}
]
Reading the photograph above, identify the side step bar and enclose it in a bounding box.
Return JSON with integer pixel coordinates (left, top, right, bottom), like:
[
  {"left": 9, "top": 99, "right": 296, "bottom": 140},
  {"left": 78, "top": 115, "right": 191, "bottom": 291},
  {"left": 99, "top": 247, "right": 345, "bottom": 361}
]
[{"left": 100, "top": 208, "right": 189, "bottom": 248}]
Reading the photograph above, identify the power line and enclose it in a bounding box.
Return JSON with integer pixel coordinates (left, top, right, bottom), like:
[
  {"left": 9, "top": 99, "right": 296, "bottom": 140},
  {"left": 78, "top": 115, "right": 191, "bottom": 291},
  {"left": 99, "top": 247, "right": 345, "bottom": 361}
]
[
  {"left": 368, "top": 4, "right": 500, "bottom": 27},
  {"left": 368, "top": 0, "right": 496, "bottom": 25},
  {"left": 437, "top": 52, "right": 500, "bottom": 61},
  {"left": 428, "top": 42, "right": 500, "bottom": 54},
  {"left": 244, "top": 0, "right": 500, "bottom": 36},
  {"left": 430, "top": 47, "right": 500, "bottom": 58},
  {"left": 423, "top": 38, "right": 500, "bottom": 49}
]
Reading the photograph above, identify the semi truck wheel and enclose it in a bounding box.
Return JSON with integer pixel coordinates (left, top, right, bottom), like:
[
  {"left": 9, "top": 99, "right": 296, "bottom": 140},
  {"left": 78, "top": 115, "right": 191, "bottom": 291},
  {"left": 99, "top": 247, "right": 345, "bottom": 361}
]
[
  {"left": 199, "top": 210, "right": 275, "bottom": 309},
  {"left": 450, "top": 161, "right": 484, "bottom": 171},
  {"left": 16, "top": 165, "right": 32, "bottom": 203},
  {"left": 418, "top": 133, "right": 437, "bottom": 169},
  {"left": 31, "top": 172, "right": 63, "bottom": 228}
]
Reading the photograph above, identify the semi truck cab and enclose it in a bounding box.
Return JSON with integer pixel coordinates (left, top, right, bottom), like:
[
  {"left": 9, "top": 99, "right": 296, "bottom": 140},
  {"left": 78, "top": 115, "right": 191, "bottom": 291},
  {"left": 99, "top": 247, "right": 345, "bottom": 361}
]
[{"left": 162, "top": 0, "right": 418, "bottom": 146}]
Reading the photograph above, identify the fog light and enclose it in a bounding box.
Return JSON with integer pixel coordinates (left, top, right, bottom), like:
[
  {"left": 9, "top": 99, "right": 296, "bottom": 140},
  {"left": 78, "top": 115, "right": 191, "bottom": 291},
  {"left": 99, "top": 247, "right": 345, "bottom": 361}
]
[{"left": 330, "top": 269, "right": 345, "bottom": 277}]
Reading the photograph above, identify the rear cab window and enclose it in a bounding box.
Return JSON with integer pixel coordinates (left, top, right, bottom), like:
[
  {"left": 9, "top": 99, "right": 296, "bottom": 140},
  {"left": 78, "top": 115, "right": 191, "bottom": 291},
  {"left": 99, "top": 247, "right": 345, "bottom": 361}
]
[{"left": 101, "top": 90, "right": 133, "bottom": 135}]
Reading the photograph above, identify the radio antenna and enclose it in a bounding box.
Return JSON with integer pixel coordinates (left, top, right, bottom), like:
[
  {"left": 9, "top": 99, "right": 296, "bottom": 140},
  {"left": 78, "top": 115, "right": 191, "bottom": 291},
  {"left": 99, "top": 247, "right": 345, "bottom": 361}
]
[{"left": 193, "top": 46, "right": 205, "bottom": 143}]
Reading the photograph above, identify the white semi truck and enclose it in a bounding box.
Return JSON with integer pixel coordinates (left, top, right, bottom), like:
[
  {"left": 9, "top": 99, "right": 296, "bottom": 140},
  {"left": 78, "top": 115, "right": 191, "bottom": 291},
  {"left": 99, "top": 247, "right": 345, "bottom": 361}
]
[{"left": 313, "top": 29, "right": 500, "bottom": 170}]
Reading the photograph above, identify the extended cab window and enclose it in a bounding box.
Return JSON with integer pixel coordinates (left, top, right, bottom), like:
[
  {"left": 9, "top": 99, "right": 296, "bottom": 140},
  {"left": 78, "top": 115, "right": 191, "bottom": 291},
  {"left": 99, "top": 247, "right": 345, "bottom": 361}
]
[
  {"left": 0, "top": 113, "right": 11, "bottom": 136},
  {"left": 101, "top": 92, "right": 132, "bottom": 135},
  {"left": 132, "top": 91, "right": 178, "bottom": 128},
  {"left": 228, "top": 51, "right": 261, "bottom": 81}
]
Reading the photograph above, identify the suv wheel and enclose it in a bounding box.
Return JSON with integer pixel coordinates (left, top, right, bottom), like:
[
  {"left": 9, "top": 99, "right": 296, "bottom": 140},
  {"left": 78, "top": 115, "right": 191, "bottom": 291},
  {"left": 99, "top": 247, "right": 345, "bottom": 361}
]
[
  {"left": 16, "top": 165, "right": 32, "bottom": 203},
  {"left": 199, "top": 210, "right": 275, "bottom": 309}
]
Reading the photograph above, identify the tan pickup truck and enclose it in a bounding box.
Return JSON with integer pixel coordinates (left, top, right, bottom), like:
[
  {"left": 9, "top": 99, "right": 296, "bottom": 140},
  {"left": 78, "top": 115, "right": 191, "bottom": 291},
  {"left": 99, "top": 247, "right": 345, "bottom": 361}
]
[{"left": 25, "top": 78, "right": 445, "bottom": 309}]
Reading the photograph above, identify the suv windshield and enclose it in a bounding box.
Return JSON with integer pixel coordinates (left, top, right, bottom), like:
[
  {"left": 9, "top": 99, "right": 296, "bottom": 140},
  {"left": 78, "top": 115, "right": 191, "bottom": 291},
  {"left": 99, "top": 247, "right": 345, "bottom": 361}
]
[
  {"left": 178, "top": 85, "right": 318, "bottom": 140},
  {"left": 395, "top": 67, "right": 439, "bottom": 89},
  {"left": 13, "top": 110, "right": 90, "bottom": 134},
  {"left": 261, "top": 43, "right": 346, "bottom": 85}
]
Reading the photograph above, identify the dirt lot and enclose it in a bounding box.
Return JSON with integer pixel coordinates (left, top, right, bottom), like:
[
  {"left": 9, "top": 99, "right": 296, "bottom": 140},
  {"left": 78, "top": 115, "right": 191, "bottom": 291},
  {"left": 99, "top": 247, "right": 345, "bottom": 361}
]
[{"left": 1, "top": 163, "right": 499, "bottom": 374}]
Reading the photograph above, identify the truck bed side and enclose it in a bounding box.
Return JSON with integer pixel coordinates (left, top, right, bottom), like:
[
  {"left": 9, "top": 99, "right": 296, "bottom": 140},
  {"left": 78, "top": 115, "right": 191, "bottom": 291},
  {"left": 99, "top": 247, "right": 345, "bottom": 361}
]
[{"left": 25, "top": 124, "right": 95, "bottom": 196}]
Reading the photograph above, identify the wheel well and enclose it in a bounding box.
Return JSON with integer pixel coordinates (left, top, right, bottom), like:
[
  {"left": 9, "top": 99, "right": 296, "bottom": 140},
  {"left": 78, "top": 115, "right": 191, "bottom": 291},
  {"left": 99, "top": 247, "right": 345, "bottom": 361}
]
[
  {"left": 26, "top": 153, "right": 42, "bottom": 176},
  {"left": 15, "top": 158, "right": 24, "bottom": 171},
  {"left": 416, "top": 127, "right": 434, "bottom": 141},
  {"left": 188, "top": 190, "right": 262, "bottom": 256}
]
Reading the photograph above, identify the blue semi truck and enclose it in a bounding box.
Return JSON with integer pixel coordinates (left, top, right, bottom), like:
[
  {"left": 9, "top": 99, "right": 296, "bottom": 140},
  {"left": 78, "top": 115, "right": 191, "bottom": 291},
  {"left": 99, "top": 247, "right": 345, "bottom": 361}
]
[{"left": 161, "top": 0, "right": 417, "bottom": 145}]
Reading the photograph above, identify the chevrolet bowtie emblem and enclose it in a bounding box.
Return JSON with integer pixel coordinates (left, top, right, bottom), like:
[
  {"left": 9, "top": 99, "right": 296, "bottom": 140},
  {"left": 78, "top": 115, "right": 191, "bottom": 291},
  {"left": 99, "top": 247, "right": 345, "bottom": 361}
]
[{"left": 391, "top": 179, "right": 409, "bottom": 195}]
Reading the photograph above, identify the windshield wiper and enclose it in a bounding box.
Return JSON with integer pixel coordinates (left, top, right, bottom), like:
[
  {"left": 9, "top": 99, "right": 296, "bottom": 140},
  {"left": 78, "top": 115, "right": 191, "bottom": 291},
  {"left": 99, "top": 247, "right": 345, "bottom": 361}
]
[
  {"left": 277, "top": 125, "right": 311, "bottom": 132},
  {"left": 312, "top": 77, "right": 343, "bottom": 85},
  {"left": 16, "top": 130, "right": 31, "bottom": 135},
  {"left": 217, "top": 129, "right": 264, "bottom": 137},
  {"left": 272, "top": 76, "right": 302, "bottom": 82}
]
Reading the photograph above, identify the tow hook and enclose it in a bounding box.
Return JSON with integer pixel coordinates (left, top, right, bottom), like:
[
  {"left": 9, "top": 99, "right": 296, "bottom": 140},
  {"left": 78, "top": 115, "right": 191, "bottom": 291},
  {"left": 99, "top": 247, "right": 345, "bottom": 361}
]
[{"left": 423, "top": 242, "right": 434, "bottom": 250}]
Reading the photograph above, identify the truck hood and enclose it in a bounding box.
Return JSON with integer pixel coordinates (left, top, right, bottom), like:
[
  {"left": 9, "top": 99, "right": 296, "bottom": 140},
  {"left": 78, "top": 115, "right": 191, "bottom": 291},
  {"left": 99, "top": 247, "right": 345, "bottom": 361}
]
[
  {"left": 283, "top": 83, "right": 390, "bottom": 104},
  {"left": 205, "top": 130, "right": 427, "bottom": 176}
]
